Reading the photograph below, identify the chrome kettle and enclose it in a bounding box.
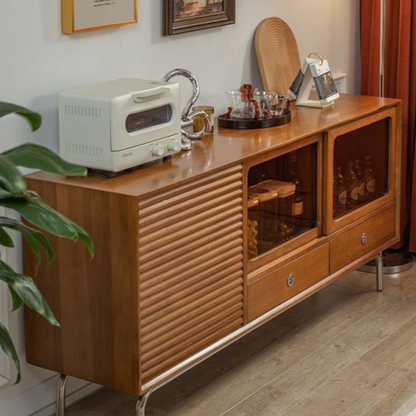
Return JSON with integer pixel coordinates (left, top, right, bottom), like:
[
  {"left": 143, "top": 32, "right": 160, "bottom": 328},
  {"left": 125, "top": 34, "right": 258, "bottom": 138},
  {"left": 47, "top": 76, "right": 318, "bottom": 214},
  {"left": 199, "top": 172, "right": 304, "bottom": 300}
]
[{"left": 162, "top": 69, "right": 211, "bottom": 150}]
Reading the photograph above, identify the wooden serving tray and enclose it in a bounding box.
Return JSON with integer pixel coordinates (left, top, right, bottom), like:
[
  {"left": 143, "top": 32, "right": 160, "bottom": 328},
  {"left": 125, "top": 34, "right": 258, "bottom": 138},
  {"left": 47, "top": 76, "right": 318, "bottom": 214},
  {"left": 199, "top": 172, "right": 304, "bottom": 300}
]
[{"left": 218, "top": 112, "right": 291, "bottom": 129}]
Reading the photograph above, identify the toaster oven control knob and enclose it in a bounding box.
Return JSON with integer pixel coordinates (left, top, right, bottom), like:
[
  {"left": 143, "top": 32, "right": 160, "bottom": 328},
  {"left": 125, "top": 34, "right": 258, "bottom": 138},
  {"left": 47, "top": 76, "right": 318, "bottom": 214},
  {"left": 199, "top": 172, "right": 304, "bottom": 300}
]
[
  {"left": 152, "top": 143, "right": 165, "bottom": 157},
  {"left": 168, "top": 139, "right": 181, "bottom": 153}
]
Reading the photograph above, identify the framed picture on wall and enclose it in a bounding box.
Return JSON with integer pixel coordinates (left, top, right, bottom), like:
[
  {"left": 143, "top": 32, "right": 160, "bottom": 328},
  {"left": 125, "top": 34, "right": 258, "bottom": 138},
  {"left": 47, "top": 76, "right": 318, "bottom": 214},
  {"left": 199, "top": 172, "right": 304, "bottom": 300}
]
[
  {"left": 164, "top": 0, "right": 235, "bottom": 36},
  {"left": 62, "top": 0, "right": 138, "bottom": 34}
]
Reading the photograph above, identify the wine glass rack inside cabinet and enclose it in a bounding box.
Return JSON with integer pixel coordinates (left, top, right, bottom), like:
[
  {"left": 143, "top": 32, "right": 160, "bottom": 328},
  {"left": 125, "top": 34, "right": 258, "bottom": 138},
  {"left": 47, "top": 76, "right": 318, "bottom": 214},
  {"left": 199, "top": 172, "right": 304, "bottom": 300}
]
[{"left": 24, "top": 95, "right": 401, "bottom": 409}]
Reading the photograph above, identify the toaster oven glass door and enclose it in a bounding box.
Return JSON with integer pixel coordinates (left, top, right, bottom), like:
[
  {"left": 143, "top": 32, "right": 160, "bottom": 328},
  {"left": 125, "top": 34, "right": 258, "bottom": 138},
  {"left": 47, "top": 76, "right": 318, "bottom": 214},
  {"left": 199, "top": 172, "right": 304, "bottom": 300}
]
[{"left": 125, "top": 105, "right": 173, "bottom": 133}]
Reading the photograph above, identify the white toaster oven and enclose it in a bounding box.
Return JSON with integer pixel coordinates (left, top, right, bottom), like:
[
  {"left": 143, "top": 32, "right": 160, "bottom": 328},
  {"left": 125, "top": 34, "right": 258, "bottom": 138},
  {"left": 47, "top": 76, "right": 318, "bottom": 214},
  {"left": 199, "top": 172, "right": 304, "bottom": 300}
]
[{"left": 59, "top": 79, "right": 182, "bottom": 173}]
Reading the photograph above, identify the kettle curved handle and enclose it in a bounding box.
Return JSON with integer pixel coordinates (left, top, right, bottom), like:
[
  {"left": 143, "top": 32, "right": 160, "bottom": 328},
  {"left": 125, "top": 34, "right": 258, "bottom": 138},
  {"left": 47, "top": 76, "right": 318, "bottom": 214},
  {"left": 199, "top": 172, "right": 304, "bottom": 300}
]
[{"left": 162, "top": 69, "right": 211, "bottom": 149}]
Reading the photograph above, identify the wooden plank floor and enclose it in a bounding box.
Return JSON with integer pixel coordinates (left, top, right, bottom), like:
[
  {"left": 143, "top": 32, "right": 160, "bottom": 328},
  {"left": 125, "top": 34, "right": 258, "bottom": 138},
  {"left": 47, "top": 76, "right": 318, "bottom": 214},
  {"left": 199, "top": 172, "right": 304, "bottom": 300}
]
[{"left": 63, "top": 263, "right": 416, "bottom": 416}]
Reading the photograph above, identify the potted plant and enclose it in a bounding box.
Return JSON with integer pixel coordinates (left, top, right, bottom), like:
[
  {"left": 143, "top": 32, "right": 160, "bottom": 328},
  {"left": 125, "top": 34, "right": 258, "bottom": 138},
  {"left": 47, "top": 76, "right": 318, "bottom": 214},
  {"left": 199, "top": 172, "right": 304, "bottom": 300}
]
[{"left": 0, "top": 102, "right": 93, "bottom": 383}]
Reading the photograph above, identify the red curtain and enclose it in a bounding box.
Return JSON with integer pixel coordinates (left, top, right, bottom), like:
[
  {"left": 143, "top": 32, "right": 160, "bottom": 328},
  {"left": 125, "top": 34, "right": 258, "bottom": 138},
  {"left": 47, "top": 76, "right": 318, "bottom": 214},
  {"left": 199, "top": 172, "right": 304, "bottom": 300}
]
[
  {"left": 361, "top": 0, "right": 416, "bottom": 252},
  {"left": 361, "top": 0, "right": 381, "bottom": 96}
]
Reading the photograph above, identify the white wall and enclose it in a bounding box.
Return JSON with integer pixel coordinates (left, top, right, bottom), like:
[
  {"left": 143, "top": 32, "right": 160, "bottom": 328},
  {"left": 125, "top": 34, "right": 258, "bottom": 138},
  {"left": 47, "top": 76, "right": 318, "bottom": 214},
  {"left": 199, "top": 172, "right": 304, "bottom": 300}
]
[{"left": 0, "top": 1, "right": 360, "bottom": 415}]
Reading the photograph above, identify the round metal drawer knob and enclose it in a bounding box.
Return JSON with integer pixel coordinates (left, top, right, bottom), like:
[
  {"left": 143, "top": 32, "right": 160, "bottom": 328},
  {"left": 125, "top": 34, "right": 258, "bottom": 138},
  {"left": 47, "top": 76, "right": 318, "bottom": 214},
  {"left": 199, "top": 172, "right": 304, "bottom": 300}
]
[
  {"left": 361, "top": 233, "right": 368, "bottom": 245},
  {"left": 287, "top": 273, "right": 295, "bottom": 287}
]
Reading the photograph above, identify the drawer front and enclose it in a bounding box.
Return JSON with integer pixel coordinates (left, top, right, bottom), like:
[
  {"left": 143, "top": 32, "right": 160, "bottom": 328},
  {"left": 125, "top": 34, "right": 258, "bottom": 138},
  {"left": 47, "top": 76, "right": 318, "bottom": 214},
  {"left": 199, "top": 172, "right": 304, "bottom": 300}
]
[
  {"left": 330, "top": 204, "right": 396, "bottom": 273},
  {"left": 247, "top": 244, "right": 329, "bottom": 322}
]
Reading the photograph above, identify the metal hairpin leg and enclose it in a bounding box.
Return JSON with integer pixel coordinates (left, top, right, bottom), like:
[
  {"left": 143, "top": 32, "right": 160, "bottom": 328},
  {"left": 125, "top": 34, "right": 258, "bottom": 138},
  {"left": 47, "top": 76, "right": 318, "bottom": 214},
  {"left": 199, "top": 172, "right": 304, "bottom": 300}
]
[
  {"left": 136, "top": 390, "right": 153, "bottom": 416},
  {"left": 376, "top": 252, "right": 384, "bottom": 292},
  {"left": 56, "top": 374, "right": 69, "bottom": 416}
]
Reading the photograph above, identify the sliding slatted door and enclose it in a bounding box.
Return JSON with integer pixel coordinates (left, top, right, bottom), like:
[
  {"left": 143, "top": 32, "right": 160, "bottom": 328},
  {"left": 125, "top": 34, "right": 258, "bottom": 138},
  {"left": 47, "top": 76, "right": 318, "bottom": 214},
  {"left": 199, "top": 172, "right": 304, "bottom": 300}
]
[{"left": 138, "top": 165, "right": 244, "bottom": 382}]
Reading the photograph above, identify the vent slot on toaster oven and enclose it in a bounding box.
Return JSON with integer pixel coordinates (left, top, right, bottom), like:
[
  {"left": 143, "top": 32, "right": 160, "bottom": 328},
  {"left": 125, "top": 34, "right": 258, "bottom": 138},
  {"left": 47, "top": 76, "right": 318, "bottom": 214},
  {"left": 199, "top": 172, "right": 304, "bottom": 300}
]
[
  {"left": 64, "top": 143, "right": 103, "bottom": 159},
  {"left": 64, "top": 104, "right": 102, "bottom": 118}
]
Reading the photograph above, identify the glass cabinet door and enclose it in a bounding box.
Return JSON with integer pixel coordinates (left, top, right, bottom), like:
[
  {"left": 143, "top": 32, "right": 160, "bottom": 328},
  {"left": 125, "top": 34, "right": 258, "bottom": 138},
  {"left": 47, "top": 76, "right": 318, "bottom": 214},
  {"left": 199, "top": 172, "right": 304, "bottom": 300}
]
[
  {"left": 246, "top": 140, "right": 320, "bottom": 271},
  {"left": 324, "top": 108, "right": 397, "bottom": 234}
]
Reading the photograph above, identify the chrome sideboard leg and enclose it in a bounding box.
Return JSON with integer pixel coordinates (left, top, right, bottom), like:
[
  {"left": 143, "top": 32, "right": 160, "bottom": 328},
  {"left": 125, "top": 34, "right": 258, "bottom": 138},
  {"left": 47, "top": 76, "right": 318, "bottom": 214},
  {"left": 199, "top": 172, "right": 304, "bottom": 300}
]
[
  {"left": 376, "top": 252, "right": 384, "bottom": 292},
  {"left": 56, "top": 374, "right": 69, "bottom": 416},
  {"left": 136, "top": 390, "right": 153, "bottom": 416}
]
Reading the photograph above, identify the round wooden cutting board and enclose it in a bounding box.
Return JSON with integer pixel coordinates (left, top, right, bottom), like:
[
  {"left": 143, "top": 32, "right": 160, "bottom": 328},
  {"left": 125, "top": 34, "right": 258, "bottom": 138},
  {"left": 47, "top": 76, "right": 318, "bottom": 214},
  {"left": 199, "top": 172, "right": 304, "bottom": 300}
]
[{"left": 255, "top": 17, "right": 301, "bottom": 96}]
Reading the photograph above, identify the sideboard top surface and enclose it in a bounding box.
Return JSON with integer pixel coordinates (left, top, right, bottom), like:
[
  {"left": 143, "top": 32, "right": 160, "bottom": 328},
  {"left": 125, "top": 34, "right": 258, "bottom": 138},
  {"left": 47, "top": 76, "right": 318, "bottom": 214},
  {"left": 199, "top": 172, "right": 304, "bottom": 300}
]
[{"left": 27, "top": 94, "right": 400, "bottom": 198}]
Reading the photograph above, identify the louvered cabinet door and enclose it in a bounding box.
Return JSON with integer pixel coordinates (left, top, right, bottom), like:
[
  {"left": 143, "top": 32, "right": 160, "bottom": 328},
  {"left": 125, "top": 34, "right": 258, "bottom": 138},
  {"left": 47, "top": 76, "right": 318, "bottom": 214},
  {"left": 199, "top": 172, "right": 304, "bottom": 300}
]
[{"left": 138, "top": 165, "right": 244, "bottom": 382}]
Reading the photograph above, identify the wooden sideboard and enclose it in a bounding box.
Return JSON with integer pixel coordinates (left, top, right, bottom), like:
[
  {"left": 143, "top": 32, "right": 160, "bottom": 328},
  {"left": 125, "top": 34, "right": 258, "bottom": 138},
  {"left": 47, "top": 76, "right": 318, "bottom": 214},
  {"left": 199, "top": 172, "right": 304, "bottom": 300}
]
[{"left": 23, "top": 95, "right": 401, "bottom": 412}]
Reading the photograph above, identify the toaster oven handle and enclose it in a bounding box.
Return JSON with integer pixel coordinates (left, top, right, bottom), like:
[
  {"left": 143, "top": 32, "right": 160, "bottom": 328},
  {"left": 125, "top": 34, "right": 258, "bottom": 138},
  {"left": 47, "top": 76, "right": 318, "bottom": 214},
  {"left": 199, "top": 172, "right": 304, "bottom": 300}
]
[{"left": 133, "top": 88, "right": 170, "bottom": 102}]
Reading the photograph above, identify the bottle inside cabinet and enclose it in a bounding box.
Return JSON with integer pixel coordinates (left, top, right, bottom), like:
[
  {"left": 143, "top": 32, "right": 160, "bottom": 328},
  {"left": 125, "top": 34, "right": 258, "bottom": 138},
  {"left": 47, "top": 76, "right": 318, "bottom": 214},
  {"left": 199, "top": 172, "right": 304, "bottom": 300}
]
[
  {"left": 284, "top": 151, "right": 304, "bottom": 217},
  {"left": 332, "top": 118, "right": 389, "bottom": 219},
  {"left": 354, "top": 159, "right": 366, "bottom": 203},
  {"left": 334, "top": 166, "right": 348, "bottom": 216},
  {"left": 247, "top": 145, "right": 318, "bottom": 260},
  {"left": 345, "top": 162, "right": 359, "bottom": 211}
]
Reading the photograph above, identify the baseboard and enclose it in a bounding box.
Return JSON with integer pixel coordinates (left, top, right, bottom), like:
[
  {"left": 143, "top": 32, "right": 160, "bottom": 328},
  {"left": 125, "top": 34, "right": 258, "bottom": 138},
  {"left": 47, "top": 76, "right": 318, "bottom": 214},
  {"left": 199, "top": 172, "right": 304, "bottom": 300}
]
[{"left": 0, "top": 374, "right": 101, "bottom": 416}]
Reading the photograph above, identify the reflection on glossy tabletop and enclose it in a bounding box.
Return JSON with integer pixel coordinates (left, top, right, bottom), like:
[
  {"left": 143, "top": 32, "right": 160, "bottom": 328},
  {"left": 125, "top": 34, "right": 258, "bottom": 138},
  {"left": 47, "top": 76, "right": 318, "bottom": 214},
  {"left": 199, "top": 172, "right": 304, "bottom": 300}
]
[{"left": 27, "top": 94, "right": 399, "bottom": 198}]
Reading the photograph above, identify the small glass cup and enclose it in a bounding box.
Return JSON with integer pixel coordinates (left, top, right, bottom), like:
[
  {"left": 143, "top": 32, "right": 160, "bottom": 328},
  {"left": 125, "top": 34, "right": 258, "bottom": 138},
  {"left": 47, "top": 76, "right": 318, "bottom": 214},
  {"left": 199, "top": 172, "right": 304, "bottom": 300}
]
[
  {"left": 226, "top": 90, "right": 256, "bottom": 120},
  {"left": 226, "top": 90, "right": 242, "bottom": 118},
  {"left": 268, "top": 94, "right": 290, "bottom": 116},
  {"left": 254, "top": 91, "right": 276, "bottom": 119},
  {"left": 226, "top": 90, "right": 241, "bottom": 108}
]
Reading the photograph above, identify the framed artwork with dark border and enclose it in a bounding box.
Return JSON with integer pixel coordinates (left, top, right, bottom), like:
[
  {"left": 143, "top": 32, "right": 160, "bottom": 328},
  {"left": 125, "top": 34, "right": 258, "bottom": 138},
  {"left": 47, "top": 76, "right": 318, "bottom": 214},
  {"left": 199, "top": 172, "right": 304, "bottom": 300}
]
[{"left": 164, "top": 0, "right": 235, "bottom": 36}]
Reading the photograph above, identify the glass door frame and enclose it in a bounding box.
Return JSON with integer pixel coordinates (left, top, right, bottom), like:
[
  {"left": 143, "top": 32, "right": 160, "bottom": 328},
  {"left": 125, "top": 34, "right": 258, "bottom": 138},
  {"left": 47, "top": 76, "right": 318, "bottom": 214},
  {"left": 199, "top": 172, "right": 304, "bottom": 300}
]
[
  {"left": 323, "top": 107, "right": 397, "bottom": 235},
  {"left": 244, "top": 134, "right": 323, "bottom": 273}
]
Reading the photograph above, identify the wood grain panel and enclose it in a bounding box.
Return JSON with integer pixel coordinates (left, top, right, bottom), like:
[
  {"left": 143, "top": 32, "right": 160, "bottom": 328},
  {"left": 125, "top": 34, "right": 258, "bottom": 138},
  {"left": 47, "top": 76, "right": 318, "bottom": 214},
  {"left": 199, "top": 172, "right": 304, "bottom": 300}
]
[
  {"left": 247, "top": 244, "right": 329, "bottom": 322},
  {"left": 142, "top": 311, "right": 243, "bottom": 364},
  {"left": 139, "top": 207, "right": 243, "bottom": 255},
  {"left": 141, "top": 300, "right": 244, "bottom": 353},
  {"left": 141, "top": 319, "right": 242, "bottom": 381},
  {"left": 140, "top": 231, "right": 243, "bottom": 283},
  {"left": 141, "top": 255, "right": 243, "bottom": 304},
  {"left": 330, "top": 203, "right": 396, "bottom": 273},
  {"left": 141, "top": 269, "right": 243, "bottom": 314},
  {"left": 140, "top": 242, "right": 243, "bottom": 291},
  {"left": 24, "top": 180, "right": 140, "bottom": 395},
  {"left": 141, "top": 293, "right": 243, "bottom": 342},
  {"left": 138, "top": 166, "right": 244, "bottom": 383}
]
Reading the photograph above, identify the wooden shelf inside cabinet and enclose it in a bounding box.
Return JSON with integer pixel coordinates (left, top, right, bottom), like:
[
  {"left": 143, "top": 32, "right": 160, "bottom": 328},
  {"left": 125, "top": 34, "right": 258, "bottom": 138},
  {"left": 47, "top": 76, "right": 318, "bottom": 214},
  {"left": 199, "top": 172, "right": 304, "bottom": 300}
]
[{"left": 23, "top": 95, "right": 402, "bottom": 398}]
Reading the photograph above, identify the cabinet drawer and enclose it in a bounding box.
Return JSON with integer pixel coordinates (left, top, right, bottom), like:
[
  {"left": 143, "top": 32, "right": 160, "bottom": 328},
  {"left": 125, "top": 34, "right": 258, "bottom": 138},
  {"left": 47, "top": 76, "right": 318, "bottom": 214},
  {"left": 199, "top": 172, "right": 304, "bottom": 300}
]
[
  {"left": 247, "top": 244, "right": 329, "bottom": 322},
  {"left": 330, "top": 204, "right": 396, "bottom": 273}
]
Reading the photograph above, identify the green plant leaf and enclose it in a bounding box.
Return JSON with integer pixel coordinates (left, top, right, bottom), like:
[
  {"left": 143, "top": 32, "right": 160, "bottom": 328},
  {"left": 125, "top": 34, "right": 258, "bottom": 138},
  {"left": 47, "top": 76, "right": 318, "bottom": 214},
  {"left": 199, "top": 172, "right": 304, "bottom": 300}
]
[
  {"left": 0, "top": 227, "right": 14, "bottom": 248},
  {"left": 1, "top": 195, "right": 79, "bottom": 240},
  {"left": 9, "top": 287, "right": 24, "bottom": 311},
  {"left": 0, "top": 217, "right": 53, "bottom": 270},
  {"left": 26, "top": 192, "right": 93, "bottom": 256},
  {"left": 0, "top": 269, "right": 60, "bottom": 327},
  {"left": 0, "top": 322, "right": 20, "bottom": 384},
  {"left": 0, "top": 262, "right": 23, "bottom": 310},
  {"left": 0, "top": 193, "right": 93, "bottom": 257},
  {"left": 3, "top": 144, "right": 87, "bottom": 177},
  {"left": 29, "top": 194, "right": 94, "bottom": 257},
  {"left": 0, "top": 260, "right": 13, "bottom": 272},
  {"left": 0, "top": 102, "right": 41, "bottom": 131},
  {"left": 0, "top": 155, "right": 27, "bottom": 197},
  {"left": 67, "top": 220, "right": 94, "bottom": 258}
]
